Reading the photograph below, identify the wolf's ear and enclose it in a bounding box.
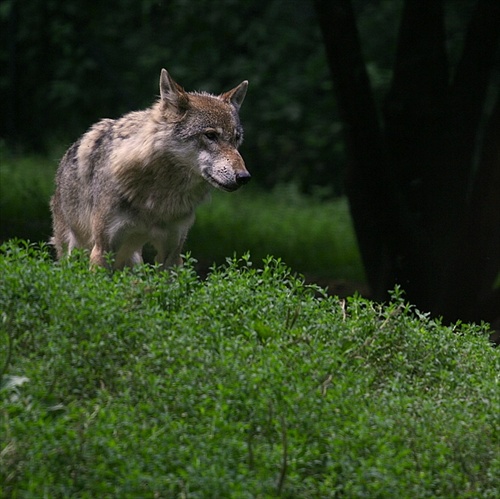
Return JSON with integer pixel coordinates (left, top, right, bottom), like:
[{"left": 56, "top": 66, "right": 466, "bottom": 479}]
[
  {"left": 221, "top": 81, "right": 248, "bottom": 110},
  {"left": 160, "top": 69, "right": 189, "bottom": 111}
]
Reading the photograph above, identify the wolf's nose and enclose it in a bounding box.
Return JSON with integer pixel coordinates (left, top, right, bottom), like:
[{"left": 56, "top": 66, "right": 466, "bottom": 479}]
[{"left": 236, "top": 171, "right": 251, "bottom": 186}]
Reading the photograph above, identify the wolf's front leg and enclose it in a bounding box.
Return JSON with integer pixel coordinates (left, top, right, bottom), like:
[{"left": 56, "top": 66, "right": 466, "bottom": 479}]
[
  {"left": 90, "top": 242, "right": 143, "bottom": 269},
  {"left": 90, "top": 244, "right": 109, "bottom": 268},
  {"left": 154, "top": 237, "right": 185, "bottom": 268},
  {"left": 153, "top": 217, "right": 194, "bottom": 269}
]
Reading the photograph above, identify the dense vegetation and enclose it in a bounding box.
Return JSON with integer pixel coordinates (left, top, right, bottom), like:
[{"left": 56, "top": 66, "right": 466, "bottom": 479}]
[
  {"left": 2, "top": 4, "right": 498, "bottom": 494},
  {"left": 3, "top": 0, "right": 497, "bottom": 324},
  {"left": 1, "top": 242, "right": 499, "bottom": 497}
]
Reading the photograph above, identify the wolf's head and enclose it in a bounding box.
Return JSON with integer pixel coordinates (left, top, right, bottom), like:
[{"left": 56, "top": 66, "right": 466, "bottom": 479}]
[{"left": 159, "top": 69, "right": 250, "bottom": 192}]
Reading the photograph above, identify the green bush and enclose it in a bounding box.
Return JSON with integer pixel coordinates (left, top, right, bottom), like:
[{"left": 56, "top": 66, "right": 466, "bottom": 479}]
[{"left": 1, "top": 242, "right": 499, "bottom": 497}]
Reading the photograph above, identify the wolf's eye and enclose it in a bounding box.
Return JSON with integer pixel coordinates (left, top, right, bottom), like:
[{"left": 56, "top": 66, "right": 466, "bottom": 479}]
[{"left": 204, "top": 130, "right": 218, "bottom": 141}]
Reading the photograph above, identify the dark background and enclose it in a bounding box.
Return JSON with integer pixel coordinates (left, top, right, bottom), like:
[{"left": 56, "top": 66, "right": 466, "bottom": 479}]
[{"left": 1, "top": 0, "right": 404, "bottom": 192}]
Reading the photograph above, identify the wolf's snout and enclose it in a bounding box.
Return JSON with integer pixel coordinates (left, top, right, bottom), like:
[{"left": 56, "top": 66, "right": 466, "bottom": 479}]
[{"left": 236, "top": 171, "right": 251, "bottom": 186}]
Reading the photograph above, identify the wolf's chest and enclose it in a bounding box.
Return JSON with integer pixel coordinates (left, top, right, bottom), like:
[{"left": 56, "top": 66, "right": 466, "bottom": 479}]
[{"left": 134, "top": 183, "right": 210, "bottom": 223}]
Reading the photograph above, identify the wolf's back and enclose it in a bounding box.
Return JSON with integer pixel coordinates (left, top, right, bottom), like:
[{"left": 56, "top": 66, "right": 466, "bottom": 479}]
[
  {"left": 58, "top": 119, "right": 118, "bottom": 202},
  {"left": 51, "top": 119, "right": 118, "bottom": 254}
]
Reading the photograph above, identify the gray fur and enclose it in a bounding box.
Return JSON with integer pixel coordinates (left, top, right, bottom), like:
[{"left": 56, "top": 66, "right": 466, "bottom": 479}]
[{"left": 51, "top": 69, "right": 250, "bottom": 269}]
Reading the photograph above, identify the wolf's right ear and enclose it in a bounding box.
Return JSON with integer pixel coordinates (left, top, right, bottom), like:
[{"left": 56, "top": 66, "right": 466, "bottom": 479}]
[
  {"left": 160, "top": 69, "right": 189, "bottom": 112},
  {"left": 221, "top": 80, "right": 248, "bottom": 111}
]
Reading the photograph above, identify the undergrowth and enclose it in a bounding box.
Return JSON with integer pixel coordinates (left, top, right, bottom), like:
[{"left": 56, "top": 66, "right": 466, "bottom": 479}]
[{"left": 1, "top": 241, "right": 499, "bottom": 497}]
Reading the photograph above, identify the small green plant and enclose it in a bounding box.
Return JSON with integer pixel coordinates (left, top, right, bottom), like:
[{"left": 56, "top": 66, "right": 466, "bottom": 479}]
[{"left": 1, "top": 241, "right": 499, "bottom": 497}]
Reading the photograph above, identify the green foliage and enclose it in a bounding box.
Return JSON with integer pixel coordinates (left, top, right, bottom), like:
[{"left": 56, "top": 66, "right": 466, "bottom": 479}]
[
  {"left": 0, "top": 145, "right": 59, "bottom": 242},
  {"left": 189, "top": 185, "right": 365, "bottom": 281},
  {"left": 1, "top": 242, "right": 499, "bottom": 497}
]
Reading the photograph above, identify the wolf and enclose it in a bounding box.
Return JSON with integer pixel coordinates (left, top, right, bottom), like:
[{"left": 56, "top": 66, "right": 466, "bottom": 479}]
[{"left": 50, "top": 68, "right": 250, "bottom": 269}]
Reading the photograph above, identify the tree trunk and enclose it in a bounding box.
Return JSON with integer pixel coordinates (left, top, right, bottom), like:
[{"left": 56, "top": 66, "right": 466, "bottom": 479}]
[
  {"left": 314, "top": 0, "right": 398, "bottom": 300},
  {"left": 315, "top": 0, "right": 500, "bottom": 325},
  {"left": 443, "top": 95, "right": 500, "bottom": 323},
  {"left": 437, "top": 0, "right": 500, "bottom": 321},
  {"left": 383, "top": 0, "right": 451, "bottom": 313}
]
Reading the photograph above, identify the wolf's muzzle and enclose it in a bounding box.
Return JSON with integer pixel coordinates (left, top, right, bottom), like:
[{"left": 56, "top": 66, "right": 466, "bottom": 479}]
[{"left": 236, "top": 171, "right": 251, "bottom": 186}]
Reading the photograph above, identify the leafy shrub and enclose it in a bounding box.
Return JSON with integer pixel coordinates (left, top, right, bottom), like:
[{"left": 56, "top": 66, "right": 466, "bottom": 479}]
[{"left": 1, "top": 241, "right": 499, "bottom": 497}]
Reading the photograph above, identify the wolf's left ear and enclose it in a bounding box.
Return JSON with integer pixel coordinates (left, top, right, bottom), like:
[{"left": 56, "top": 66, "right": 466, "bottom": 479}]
[
  {"left": 221, "top": 81, "right": 248, "bottom": 110},
  {"left": 160, "top": 68, "right": 189, "bottom": 111}
]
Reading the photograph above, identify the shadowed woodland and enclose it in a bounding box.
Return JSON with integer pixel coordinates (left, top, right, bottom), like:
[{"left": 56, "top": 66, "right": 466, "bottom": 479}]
[{"left": 1, "top": 0, "right": 499, "bottom": 329}]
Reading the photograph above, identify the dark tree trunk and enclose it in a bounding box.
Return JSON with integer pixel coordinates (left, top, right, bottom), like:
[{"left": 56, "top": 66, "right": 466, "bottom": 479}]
[
  {"left": 315, "top": 0, "right": 500, "bottom": 326},
  {"left": 314, "top": 0, "right": 398, "bottom": 300},
  {"left": 438, "top": 0, "right": 500, "bottom": 321},
  {"left": 383, "top": 0, "right": 450, "bottom": 313},
  {"left": 444, "top": 96, "right": 500, "bottom": 323}
]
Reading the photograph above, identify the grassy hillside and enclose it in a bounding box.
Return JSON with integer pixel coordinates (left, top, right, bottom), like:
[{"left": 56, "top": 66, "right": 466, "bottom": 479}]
[{"left": 1, "top": 242, "right": 499, "bottom": 497}]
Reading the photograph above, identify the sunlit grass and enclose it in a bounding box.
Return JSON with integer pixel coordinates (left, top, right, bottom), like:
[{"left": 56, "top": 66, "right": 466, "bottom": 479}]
[
  {"left": 0, "top": 146, "right": 60, "bottom": 241},
  {"left": 190, "top": 185, "right": 365, "bottom": 281}
]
